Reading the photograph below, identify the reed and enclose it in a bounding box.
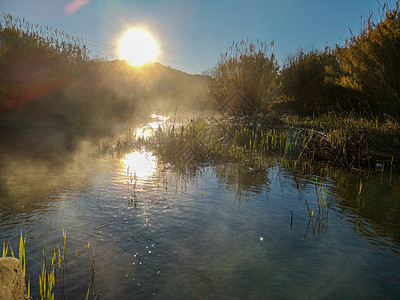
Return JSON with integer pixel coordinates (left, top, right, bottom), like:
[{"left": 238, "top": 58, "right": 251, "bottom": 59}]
[
  {"left": 100, "top": 111, "right": 399, "bottom": 172},
  {"left": 2, "top": 229, "right": 98, "bottom": 300},
  {"left": 304, "top": 179, "right": 329, "bottom": 238},
  {"left": 210, "top": 39, "right": 278, "bottom": 115},
  {"left": 274, "top": 1, "right": 400, "bottom": 118},
  {"left": 275, "top": 48, "right": 345, "bottom": 115}
]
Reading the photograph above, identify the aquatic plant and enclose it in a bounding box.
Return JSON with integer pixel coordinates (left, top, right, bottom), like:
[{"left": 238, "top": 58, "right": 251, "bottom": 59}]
[
  {"left": 2, "top": 229, "right": 98, "bottom": 300},
  {"left": 0, "top": 12, "right": 90, "bottom": 112},
  {"left": 303, "top": 178, "right": 330, "bottom": 238},
  {"left": 2, "top": 230, "right": 29, "bottom": 297},
  {"left": 101, "top": 111, "right": 399, "bottom": 172}
]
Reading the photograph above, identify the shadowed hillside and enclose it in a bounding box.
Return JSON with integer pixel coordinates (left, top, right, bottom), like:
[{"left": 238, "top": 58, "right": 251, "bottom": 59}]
[{"left": 0, "top": 13, "right": 211, "bottom": 159}]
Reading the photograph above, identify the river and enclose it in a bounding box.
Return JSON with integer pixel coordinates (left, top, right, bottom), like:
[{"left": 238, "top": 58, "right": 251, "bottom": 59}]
[{"left": 1, "top": 116, "right": 400, "bottom": 299}]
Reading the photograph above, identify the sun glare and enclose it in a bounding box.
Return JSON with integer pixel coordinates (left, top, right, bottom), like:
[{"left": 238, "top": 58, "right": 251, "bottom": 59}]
[
  {"left": 123, "top": 151, "right": 157, "bottom": 179},
  {"left": 119, "top": 28, "right": 159, "bottom": 66}
]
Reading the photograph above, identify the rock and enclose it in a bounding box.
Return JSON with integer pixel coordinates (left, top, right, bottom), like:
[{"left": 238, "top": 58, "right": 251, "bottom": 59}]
[{"left": 0, "top": 257, "right": 29, "bottom": 300}]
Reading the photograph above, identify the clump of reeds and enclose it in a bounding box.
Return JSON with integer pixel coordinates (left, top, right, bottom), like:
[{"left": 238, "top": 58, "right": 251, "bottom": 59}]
[
  {"left": 274, "top": 1, "right": 400, "bottom": 118},
  {"left": 2, "top": 230, "right": 29, "bottom": 297},
  {"left": 136, "top": 115, "right": 299, "bottom": 168},
  {"left": 2, "top": 228, "right": 98, "bottom": 300},
  {"left": 102, "top": 112, "right": 399, "bottom": 171},
  {"left": 286, "top": 113, "right": 400, "bottom": 170},
  {"left": 210, "top": 39, "right": 278, "bottom": 115},
  {"left": 0, "top": 12, "right": 90, "bottom": 112}
]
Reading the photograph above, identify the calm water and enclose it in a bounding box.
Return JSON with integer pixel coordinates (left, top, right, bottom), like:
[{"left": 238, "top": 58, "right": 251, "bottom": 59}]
[{"left": 1, "top": 127, "right": 400, "bottom": 299}]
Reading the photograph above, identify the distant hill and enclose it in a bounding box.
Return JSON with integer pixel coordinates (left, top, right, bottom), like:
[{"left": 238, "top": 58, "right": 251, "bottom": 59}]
[{"left": 0, "top": 13, "right": 213, "bottom": 158}]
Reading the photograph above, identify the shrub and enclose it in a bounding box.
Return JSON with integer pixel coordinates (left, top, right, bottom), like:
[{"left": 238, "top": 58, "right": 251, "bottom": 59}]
[
  {"left": 276, "top": 48, "right": 345, "bottom": 115},
  {"left": 333, "top": 1, "right": 400, "bottom": 117},
  {"left": 210, "top": 39, "right": 278, "bottom": 115}
]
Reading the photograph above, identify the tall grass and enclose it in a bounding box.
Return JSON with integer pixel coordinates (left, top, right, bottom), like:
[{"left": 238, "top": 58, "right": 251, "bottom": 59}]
[
  {"left": 333, "top": 1, "right": 400, "bottom": 117},
  {"left": 110, "top": 113, "right": 399, "bottom": 171},
  {"left": 0, "top": 12, "right": 89, "bottom": 112},
  {"left": 274, "top": 8, "right": 400, "bottom": 119},
  {"left": 270, "top": 1, "right": 400, "bottom": 118},
  {"left": 210, "top": 39, "right": 278, "bottom": 115},
  {"left": 2, "top": 231, "right": 28, "bottom": 298}
]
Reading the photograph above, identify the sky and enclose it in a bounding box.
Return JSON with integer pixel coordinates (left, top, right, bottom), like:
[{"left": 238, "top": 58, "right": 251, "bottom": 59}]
[{"left": 0, "top": 0, "right": 394, "bottom": 74}]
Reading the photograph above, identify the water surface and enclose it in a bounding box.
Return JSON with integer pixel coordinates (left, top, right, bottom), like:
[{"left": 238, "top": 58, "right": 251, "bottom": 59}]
[{"left": 1, "top": 130, "right": 400, "bottom": 299}]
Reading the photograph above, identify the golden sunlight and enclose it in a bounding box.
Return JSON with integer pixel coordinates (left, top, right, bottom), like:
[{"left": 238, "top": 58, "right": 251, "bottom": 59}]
[
  {"left": 135, "top": 114, "right": 169, "bottom": 139},
  {"left": 119, "top": 28, "right": 159, "bottom": 66},
  {"left": 122, "top": 151, "right": 157, "bottom": 178}
]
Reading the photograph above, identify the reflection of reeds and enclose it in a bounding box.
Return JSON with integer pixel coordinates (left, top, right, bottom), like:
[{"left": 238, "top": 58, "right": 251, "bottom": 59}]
[{"left": 304, "top": 179, "right": 329, "bottom": 238}]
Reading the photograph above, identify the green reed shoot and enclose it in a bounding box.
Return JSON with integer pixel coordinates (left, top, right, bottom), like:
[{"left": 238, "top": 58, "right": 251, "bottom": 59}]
[
  {"left": 2, "top": 240, "right": 9, "bottom": 257},
  {"left": 2, "top": 231, "right": 30, "bottom": 298},
  {"left": 9, "top": 241, "right": 15, "bottom": 257},
  {"left": 19, "top": 230, "right": 26, "bottom": 277}
]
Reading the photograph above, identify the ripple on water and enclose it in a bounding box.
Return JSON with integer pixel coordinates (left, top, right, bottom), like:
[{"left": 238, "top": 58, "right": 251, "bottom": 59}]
[{"left": 1, "top": 146, "right": 400, "bottom": 299}]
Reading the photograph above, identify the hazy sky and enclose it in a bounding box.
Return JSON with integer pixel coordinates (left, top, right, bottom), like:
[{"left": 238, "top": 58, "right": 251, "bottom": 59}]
[{"left": 0, "top": 0, "right": 393, "bottom": 74}]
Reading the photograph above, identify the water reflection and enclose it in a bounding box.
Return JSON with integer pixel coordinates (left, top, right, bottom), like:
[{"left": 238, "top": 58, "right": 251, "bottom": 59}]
[
  {"left": 135, "top": 114, "right": 169, "bottom": 139},
  {"left": 122, "top": 151, "right": 157, "bottom": 179},
  {"left": 214, "top": 164, "right": 270, "bottom": 206},
  {"left": 1, "top": 121, "right": 400, "bottom": 298},
  {"left": 328, "top": 171, "right": 400, "bottom": 253}
]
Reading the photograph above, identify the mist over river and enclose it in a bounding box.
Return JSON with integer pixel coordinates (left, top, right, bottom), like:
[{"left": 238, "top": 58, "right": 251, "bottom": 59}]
[{"left": 1, "top": 116, "right": 400, "bottom": 299}]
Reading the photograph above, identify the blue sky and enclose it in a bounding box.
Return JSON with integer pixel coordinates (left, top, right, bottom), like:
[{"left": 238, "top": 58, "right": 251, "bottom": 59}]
[{"left": 0, "top": 0, "right": 393, "bottom": 74}]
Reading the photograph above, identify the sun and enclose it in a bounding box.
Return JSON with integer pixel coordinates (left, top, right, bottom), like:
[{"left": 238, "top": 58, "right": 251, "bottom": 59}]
[{"left": 119, "top": 28, "right": 159, "bottom": 66}]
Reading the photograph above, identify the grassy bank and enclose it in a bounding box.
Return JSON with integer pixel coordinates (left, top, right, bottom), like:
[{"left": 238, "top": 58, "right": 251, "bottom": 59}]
[{"left": 100, "top": 113, "right": 400, "bottom": 172}]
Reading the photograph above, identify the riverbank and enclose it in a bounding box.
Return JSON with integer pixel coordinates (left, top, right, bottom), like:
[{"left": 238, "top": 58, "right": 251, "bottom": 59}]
[{"left": 100, "top": 113, "right": 400, "bottom": 172}]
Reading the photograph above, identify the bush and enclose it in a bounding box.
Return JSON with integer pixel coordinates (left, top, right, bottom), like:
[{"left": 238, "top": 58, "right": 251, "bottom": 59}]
[
  {"left": 210, "top": 39, "right": 278, "bottom": 115},
  {"left": 276, "top": 48, "right": 345, "bottom": 115},
  {"left": 333, "top": 1, "right": 400, "bottom": 117}
]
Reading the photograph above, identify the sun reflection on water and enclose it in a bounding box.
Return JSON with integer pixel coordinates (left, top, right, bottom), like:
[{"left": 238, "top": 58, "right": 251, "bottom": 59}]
[
  {"left": 135, "top": 114, "right": 169, "bottom": 139},
  {"left": 122, "top": 151, "right": 157, "bottom": 178}
]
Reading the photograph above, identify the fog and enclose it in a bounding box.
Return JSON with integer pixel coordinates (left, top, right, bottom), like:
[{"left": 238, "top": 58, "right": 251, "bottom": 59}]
[{"left": 0, "top": 59, "right": 214, "bottom": 214}]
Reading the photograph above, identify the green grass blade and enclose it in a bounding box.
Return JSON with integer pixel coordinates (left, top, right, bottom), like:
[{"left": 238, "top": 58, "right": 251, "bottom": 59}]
[
  {"left": 8, "top": 241, "right": 14, "bottom": 258},
  {"left": 19, "top": 230, "right": 26, "bottom": 277},
  {"left": 2, "top": 240, "right": 8, "bottom": 257},
  {"left": 85, "top": 281, "right": 92, "bottom": 300}
]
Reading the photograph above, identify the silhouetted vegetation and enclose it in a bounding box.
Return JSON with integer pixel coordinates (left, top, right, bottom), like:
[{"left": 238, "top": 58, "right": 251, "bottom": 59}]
[
  {"left": 209, "top": 1, "right": 400, "bottom": 119},
  {"left": 1, "top": 1, "right": 400, "bottom": 168},
  {"left": 111, "top": 113, "right": 397, "bottom": 171},
  {"left": 333, "top": 1, "right": 400, "bottom": 118},
  {"left": 272, "top": 48, "right": 345, "bottom": 115},
  {"left": 0, "top": 12, "right": 210, "bottom": 159},
  {"left": 210, "top": 39, "right": 278, "bottom": 115}
]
